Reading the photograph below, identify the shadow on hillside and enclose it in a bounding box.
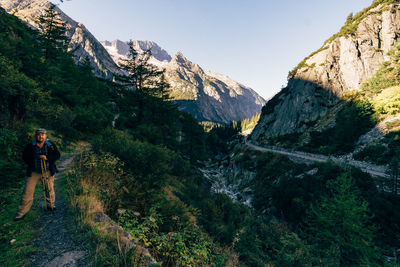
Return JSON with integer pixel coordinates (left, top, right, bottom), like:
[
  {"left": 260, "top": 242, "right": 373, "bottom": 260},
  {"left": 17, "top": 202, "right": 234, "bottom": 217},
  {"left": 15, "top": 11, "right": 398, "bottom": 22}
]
[
  {"left": 174, "top": 80, "right": 263, "bottom": 124},
  {"left": 252, "top": 78, "right": 386, "bottom": 157}
]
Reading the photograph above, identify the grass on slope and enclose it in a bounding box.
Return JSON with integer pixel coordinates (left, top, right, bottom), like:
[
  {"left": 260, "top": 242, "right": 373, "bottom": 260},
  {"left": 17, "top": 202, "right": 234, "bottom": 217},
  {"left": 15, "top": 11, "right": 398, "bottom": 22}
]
[
  {"left": 289, "top": 0, "right": 398, "bottom": 78},
  {"left": 0, "top": 181, "right": 42, "bottom": 267},
  {"left": 302, "top": 33, "right": 400, "bottom": 157},
  {"left": 0, "top": 143, "right": 80, "bottom": 267},
  {"left": 370, "top": 86, "right": 400, "bottom": 117}
]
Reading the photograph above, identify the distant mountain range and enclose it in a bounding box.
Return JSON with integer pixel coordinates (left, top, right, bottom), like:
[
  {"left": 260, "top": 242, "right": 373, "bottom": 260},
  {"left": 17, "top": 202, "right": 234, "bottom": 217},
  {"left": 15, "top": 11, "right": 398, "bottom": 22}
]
[
  {"left": 101, "top": 40, "right": 266, "bottom": 123},
  {"left": 101, "top": 40, "right": 172, "bottom": 64},
  {"left": 1, "top": 0, "right": 265, "bottom": 124}
]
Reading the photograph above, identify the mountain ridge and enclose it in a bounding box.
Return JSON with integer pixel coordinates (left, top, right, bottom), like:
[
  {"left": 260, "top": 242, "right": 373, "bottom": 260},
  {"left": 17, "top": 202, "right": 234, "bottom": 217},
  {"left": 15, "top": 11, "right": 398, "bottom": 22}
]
[
  {"left": 102, "top": 39, "right": 266, "bottom": 123},
  {"left": 251, "top": 0, "right": 400, "bottom": 143},
  {"left": 0, "top": 0, "right": 120, "bottom": 79},
  {"left": 2, "top": 1, "right": 399, "bottom": 266},
  {"left": 1, "top": 0, "right": 265, "bottom": 124}
]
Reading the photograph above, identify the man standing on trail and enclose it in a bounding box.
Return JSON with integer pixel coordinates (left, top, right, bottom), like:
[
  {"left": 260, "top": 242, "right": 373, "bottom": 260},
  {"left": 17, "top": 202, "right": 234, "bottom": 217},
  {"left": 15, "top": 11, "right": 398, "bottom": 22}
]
[{"left": 14, "top": 128, "right": 61, "bottom": 221}]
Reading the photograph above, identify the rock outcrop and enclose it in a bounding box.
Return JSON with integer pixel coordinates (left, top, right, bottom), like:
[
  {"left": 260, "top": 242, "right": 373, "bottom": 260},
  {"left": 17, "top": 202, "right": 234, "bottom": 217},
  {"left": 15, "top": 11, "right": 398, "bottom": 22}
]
[
  {"left": 101, "top": 39, "right": 172, "bottom": 65},
  {"left": 252, "top": 2, "right": 400, "bottom": 143},
  {"left": 102, "top": 39, "right": 266, "bottom": 123},
  {"left": 165, "top": 52, "right": 266, "bottom": 123},
  {"left": 0, "top": 0, "right": 120, "bottom": 79}
]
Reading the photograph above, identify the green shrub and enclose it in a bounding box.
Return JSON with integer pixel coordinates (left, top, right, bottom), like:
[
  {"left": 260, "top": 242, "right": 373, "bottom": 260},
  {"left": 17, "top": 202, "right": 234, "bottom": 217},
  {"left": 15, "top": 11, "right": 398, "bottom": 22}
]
[
  {"left": 354, "top": 144, "right": 391, "bottom": 164},
  {"left": 236, "top": 218, "right": 315, "bottom": 267},
  {"left": 303, "top": 173, "right": 381, "bottom": 266},
  {"left": 354, "top": 130, "right": 400, "bottom": 165},
  {"left": 240, "top": 113, "right": 260, "bottom": 133},
  {"left": 305, "top": 100, "right": 376, "bottom": 155},
  {"left": 119, "top": 207, "right": 216, "bottom": 266}
]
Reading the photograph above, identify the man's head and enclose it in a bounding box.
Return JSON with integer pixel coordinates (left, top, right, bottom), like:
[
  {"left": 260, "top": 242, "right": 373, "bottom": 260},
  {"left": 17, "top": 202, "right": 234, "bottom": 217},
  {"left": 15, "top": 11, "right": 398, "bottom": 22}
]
[{"left": 35, "top": 128, "right": 47, "bottom": 143}]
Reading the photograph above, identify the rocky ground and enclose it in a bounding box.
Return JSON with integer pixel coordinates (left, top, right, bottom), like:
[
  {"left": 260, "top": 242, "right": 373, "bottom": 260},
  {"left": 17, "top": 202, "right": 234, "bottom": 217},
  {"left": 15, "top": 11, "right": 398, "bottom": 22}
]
[{"left": 29, "top": 153, "right": 89, "bottom": 267}]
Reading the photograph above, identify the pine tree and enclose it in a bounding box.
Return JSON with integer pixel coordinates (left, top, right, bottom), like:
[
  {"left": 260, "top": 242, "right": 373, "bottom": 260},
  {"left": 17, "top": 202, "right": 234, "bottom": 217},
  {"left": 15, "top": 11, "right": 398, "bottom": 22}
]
[
  {"left": 388, "top": 153, "right": 400, "bottom": 195},
  {"left": 116, "top": 40, "right": 170, "bottom": 99},
  {"left": 37, "top": 3, "right": 68, "bottom": 60},
  {"left": 304, "top": 173, "right": 381, "bottom": 266},
  {"left": 114, "top": 40, "right": 176, "bottom": 139},
  {"left": 345, "top": 12, "right": 354, "bottom": 24}
]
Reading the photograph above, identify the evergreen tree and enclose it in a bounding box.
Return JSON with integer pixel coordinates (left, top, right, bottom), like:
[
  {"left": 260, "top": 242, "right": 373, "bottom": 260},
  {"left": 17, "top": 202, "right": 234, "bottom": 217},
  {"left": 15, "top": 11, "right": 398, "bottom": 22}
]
[
  {"left": 345, "top": 12, "right": 354, "bottom": 24},
  {"left": 114, "top": 40, "right": 179, "bottom": 147},
  {"left": 387, "top": 152, "right": 400, "bottom": 195},
  {"left": 116, "top": 40, "right": 170, "bottom": 99},
  {"left": 180, "top": 113, "right": 207, "bottom": 163},
  {"left": 304, "top": 173, "right": 381, "bottom": 266},
  {"left": 240, "top": 113, "right": 260, "bottom": 133},
  {"left": 37, "top": 3, "right": 69, "bottom": 61}
]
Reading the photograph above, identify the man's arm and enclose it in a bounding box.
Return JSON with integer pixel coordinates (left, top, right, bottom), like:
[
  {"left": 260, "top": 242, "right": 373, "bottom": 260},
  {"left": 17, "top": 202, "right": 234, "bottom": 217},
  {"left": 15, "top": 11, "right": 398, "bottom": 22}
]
[
  {"left": 47, "top": 142, "right": 61, "bottom": 162},
  {"left": 22, "top": 143, "right": 31, "bottom": 164}
]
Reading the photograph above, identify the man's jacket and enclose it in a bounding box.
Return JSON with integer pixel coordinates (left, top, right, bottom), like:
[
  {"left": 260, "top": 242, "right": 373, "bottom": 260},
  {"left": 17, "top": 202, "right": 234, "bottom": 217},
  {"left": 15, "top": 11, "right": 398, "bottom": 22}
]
[{"left": 22, "top": 140, "right": 61, "bottom": 176}]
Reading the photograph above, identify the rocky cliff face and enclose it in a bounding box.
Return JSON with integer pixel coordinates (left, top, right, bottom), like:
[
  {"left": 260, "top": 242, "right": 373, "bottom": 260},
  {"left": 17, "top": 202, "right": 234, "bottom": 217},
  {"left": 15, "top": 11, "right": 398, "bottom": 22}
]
[
  {"left": 102, "top": 40, "right": 266, "bottom": 124},
  {"left": 252, "top": 1, "right": 400, "bottom": 143},
  {"left": 166, "top": 52, "right": 266, "bottom": 123},
  {"left": 0, "top": 0, "right": 120, "bottom": 79},
  {"left": 101, "top": 39, "right": 171, "bottom": 66}
]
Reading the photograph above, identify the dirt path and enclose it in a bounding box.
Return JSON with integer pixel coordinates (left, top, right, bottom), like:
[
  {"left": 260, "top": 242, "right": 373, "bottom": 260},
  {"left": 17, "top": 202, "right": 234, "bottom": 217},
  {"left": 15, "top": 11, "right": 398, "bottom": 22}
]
[
  {"left": 29, "top": 153, "right": 88, "bottom": 267},
  {"left": 246, "top": 142, "right": 389, "bottom": 178}
]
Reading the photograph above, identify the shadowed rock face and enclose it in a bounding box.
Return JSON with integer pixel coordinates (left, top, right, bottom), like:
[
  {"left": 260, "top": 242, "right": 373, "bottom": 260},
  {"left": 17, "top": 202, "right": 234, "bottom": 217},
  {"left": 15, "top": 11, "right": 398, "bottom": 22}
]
[
  {"left": 252, "top": 2, "right": 400, "bottom": 143},
  {"left": 166, "top": 53, "right": 266, "bottom": 123},
  {"left": 102, "top": 39, "right": 266, "bottom": 124},
  {"left": 251, "top": 79, "right": 339, "bottom": 142},
  {"left": 0, "top": 0, "right": 120, "bottom": 79}
]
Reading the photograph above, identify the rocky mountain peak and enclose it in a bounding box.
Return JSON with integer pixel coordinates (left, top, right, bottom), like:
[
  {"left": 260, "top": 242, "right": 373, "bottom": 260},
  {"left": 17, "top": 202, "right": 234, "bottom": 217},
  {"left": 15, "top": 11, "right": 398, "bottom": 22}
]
[
  {"left": 3, "top": 0, "right": 266, "bottom": 124},
  {"left": 170, "top": 52, "right": 204, "bottom": 75},
  {"left": 100, "top": 39, "right": 266, "bottom": 123},
  {"left": 131, "top": 40, "right": 172, "bottom": 62},
  {"left": 0, "top": 0, "right": 120, "bottom": 79},
  {"left": 171, "top": 52, "right": 191, "bottom": 65},
  {"left": 100, "top": 39, "right": 172, "bottom": 66},
  {"left": 112, "top": 39, "right": 130, "bottom": 55},
  {"left": 251, "top": 1, "right": 400, "bottom": 143}
]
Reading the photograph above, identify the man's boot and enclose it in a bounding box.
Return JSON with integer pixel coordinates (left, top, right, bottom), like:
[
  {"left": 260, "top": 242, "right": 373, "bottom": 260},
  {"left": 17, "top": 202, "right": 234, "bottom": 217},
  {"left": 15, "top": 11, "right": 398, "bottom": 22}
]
[
  {"left": 13, "top": 214, "right": 25, "bottom": 221},
  {"left": 47, "top": 206, "right": 56, "bottom": 211}
]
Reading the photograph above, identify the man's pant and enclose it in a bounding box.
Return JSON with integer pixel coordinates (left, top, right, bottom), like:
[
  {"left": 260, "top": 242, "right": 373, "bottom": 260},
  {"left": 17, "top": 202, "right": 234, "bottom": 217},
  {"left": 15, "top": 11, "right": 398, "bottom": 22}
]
[{"left": 17, "top": 171, "right": 55, "bottom": 217}]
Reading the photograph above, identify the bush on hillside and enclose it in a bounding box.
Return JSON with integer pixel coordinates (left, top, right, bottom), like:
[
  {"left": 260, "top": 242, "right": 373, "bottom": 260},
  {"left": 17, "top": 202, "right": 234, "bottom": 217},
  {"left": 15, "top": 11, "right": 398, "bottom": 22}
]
[{"left": 305, "top": 100, "right": 376, "bottom": 155}]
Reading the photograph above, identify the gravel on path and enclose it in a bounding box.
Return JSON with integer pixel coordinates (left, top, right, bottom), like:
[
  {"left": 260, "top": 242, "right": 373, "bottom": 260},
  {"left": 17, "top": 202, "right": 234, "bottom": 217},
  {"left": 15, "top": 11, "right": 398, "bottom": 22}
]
[{"left": 29, "top": 153, "right": 89, "bottom": 267}]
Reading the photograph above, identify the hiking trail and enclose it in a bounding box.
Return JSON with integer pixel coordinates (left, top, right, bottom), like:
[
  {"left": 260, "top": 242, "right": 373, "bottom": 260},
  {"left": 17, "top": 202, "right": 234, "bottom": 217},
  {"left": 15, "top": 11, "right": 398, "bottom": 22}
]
[{"left": 29, "top": 152, "right": 88, "bottom": 267}]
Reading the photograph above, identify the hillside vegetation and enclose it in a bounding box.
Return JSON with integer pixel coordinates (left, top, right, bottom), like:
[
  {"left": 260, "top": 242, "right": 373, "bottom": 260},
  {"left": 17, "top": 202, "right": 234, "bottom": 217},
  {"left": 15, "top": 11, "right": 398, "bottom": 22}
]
[
  {"left": 289, "top": 0, "right": 399, "bottom": 78},
  {"left": 0, "top": 5, "right": 316, "bottom": 266},
  {"left": 2, "top": 3, "right": 400, "bottom": 267},
  {"left": 301, "top": 37, "right": 400, "bottom": 161},
  {"left": 0, "top": 5, "right": 241, "bottom": 266}
]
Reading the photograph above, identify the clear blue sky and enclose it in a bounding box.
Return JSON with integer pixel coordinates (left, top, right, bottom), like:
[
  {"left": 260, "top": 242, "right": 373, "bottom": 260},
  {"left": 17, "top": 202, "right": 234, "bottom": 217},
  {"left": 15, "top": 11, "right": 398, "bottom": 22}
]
[{"left": 57, "top": 0, "right": 372, "bottom": 100}]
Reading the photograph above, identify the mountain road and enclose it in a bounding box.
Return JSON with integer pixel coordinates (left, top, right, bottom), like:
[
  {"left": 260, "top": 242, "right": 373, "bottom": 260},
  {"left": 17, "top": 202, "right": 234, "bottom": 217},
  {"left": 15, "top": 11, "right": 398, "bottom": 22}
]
[{"left": 246, "top": 142, "right": 389, "bottom": 179}]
